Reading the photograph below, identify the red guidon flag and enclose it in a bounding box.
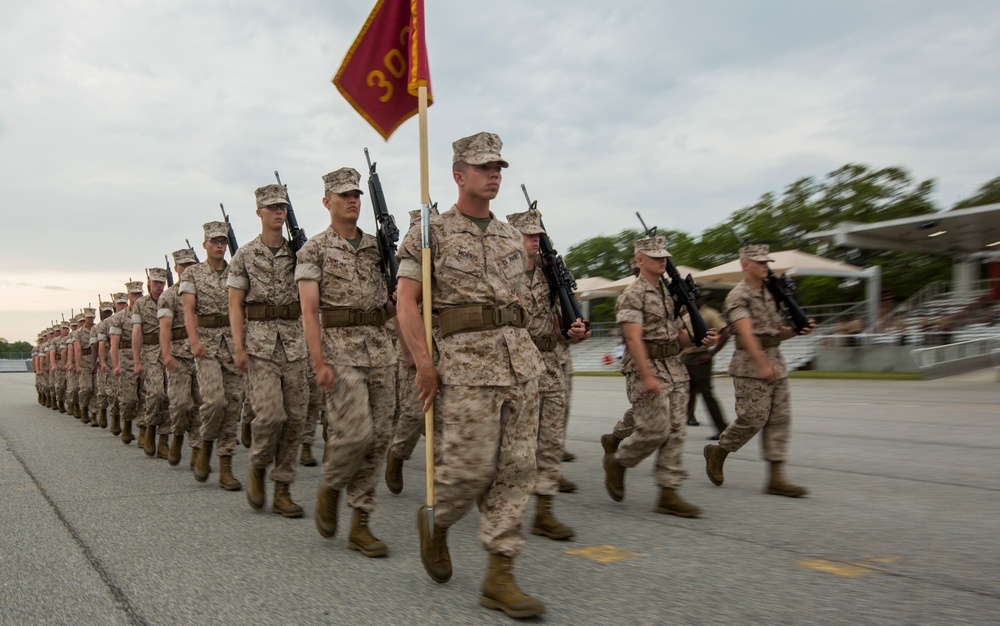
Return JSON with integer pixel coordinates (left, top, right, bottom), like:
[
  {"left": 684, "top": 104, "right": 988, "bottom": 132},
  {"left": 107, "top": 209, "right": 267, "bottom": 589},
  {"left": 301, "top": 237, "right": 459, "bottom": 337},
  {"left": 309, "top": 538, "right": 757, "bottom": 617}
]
[{"left": 334, "top": 0, "right": 432, "bottom": 140}]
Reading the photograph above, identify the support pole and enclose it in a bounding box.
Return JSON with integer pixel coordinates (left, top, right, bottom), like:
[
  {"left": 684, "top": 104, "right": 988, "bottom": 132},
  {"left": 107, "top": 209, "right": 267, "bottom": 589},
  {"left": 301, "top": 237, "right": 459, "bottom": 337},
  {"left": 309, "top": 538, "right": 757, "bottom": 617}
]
[{"left": 418, "top": 85, "right": 435, "bottom": 524}]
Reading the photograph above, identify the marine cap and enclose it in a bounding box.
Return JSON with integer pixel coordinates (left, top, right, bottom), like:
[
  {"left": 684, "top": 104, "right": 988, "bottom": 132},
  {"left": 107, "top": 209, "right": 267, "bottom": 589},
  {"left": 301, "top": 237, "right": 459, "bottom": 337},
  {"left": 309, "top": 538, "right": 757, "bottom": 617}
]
[
  {"left": 126, "top": 281, "right": 144, "bottom": 295},
  {"left": 147, "top": 268, "right": 168, "bottom": 283},
  {"left": 739, "top": 244, "right": 774, "bottom": 263},
  {"left": 505, "top": 210, "right": 545, "bottom": 235},
  {"left": 203, "top": 221, "right": 229, "bottom": 241},
  {"left": 634, "top": 236, "right": 671, "bottom": 259},
  {"left": 254, "top": 184, "right": 289, "bottom": 209},
  {"left": 172, "top": 248, "right": 197, "bottom": 265},
  {"left": 100, "top": 301, "right": 115, "bottom": 312},
  {"left": 322, "top": 168, "right": 364, "bottom": 195},
  {"left": 113, "top": 292, "right": 128, "bottom": 303},
  {"left": 61, "top": 321, "right": 70, "bottom": 330},
  {"left": 84, "top": 308, "right": 96, "bottom": 318},
  {"left": 452, "top": 131, "right": 509, "bottom": 168},
  {"left": 408, "top": 205, "right": 439, "bottom": 229}
]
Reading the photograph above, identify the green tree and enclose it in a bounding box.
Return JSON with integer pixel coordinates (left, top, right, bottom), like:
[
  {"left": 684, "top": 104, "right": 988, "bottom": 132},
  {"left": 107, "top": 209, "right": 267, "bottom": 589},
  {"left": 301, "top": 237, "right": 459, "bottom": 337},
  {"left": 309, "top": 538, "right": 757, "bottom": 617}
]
[{"left": 952, "top": 176, "right": 1000, "bottom": 210}]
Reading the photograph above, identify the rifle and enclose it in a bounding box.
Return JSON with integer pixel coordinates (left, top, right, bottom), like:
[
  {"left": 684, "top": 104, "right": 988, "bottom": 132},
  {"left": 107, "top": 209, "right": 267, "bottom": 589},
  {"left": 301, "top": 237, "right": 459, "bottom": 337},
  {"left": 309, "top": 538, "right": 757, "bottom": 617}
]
[
  {"left": 364, "top": 148, "right": 400, "bottom": 296},
  {"left": 164, "top": 254, "right": 174, "bottom": 287},
  {"left": 521, "top": 184, "right": 586, "bottom": 338},
  {"left": 219, "top": 203, "right": 239, "bottom": 256},
  {"left": 636, "top": 213, "right": 709, "bottom": 346},
  {"left": 186, "top": 239, "right": 200, "bottom": 263},
  {"left": 730, "top": 229, "right": 811, "bottom": 332},
  {"left": 274, "top": 171, "right": 307, "bottom": 254}
]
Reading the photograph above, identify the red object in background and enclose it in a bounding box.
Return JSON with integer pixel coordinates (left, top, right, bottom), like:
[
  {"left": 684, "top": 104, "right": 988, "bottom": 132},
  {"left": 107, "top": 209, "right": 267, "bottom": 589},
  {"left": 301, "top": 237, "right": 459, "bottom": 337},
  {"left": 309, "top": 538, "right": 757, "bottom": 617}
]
[{"left": 334, "top": 0, "right": 432, "bottom": 140}]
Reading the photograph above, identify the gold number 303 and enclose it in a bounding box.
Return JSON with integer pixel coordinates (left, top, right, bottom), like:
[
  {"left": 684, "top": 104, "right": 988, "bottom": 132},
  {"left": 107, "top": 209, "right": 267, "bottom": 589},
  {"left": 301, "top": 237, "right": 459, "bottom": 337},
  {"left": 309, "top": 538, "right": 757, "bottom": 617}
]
[{"left": 366, "top": 70, "right": 392, "bottom": 102}]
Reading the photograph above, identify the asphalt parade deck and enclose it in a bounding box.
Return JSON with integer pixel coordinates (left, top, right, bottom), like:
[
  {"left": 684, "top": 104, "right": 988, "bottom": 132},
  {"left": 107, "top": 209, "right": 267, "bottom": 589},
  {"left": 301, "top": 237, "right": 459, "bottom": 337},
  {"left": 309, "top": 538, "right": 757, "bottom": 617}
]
[{"left": 1, "top": 371, "right": 997, "bottom": 625}]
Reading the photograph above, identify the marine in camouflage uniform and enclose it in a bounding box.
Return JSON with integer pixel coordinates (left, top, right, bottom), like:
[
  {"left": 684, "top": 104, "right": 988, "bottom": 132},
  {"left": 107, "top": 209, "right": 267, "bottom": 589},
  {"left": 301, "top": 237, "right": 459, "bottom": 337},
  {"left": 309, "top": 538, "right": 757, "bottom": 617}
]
[
  {"left": 100, "top": 295, "right": 127, "bottom": 435},
  {"left": 74, "top": 309, "right": 98, "bottom": 425},
  {"left": 228, "top": 185, "right": 309, "bottom": 518},
  {"left": 111, "top": 282, "right": 144, "bottom": 444},
  {"left": 703, "top": 244, "right": 814, "bottom": 497},
  {"left": 601, "top": 236, "right": 718, "bottom": 518},
  {"left": 93, "top": 300, "right": 116, "bottom": 429},
  {"left": 182, "top": 221, "right": 245, "bottom": 490},
  {"left": 296, "top": 166, "right": 396, "bottom": 555},
  {"left": 396, "top": 132, "right": 546, "bottom": 618},
  {"left": 507, "top": 209, "right": 589, "bottom": 541},
  {"left": 133, "top": 267, "right": 171, "bottom": 459},
  {"left": 159, "top": 249, "right": 203, "bottom": 469},
  {"left": 56, "top": 320, "right": 71, "bottom": 414}
]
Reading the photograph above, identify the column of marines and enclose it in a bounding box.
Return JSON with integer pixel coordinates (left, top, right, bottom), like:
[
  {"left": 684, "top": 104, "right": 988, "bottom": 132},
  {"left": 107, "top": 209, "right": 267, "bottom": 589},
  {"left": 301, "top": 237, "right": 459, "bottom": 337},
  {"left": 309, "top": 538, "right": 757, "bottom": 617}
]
[{"left": 29, "top": 130, "right": 813, "bottom": 620}]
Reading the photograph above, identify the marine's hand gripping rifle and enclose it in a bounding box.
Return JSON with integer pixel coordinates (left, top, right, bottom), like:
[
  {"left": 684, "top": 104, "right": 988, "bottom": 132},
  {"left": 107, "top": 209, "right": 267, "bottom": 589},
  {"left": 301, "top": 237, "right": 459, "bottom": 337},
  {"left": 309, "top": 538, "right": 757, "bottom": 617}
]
[
  {"left": 364, "top": 148, "right": 400, "bottom": 298},
  {"left": 636, "top": 213, "right": 709, "bottom": 346},
  {"left": 730, "top": 229, "right": 810, "bottom": 332},
  {"left": 219, "top": 204, "right": 239, "bottom": 256},
  {"left": 274, "top": 171, "right": 307, "bottom": 255},
  {"left": 521, "top": 185, "right": 586, "bottom": 338}
]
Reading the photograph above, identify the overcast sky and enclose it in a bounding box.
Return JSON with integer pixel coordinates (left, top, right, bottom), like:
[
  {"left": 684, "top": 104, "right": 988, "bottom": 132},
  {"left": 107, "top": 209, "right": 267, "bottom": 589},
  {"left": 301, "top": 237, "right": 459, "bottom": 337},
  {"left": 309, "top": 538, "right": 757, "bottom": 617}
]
[{"left": 2, "top": 0, "right": 999, "bottom": 343}]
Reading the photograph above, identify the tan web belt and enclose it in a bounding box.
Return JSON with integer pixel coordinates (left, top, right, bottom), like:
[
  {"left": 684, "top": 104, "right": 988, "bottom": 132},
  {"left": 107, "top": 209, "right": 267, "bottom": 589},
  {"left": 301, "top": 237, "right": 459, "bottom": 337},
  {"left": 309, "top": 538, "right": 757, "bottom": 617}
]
[
  {"left": 735, "top": 335, "right": 781, "bottom": 350},
  {"left": 532, "top": 334, "right": 558, "bottom": 352},
  {"left": 320, "top": 307, "right": 386, "bottom": 328},
  {"left": 118, "top": 339, "right": 132, "bottom": 349},
  {"left": 170, "top": 327, "right": 187, "bottom": 341},
  {"left": 142, "top": 334, "right": 159, "bottom": 346},
  {"left": 80, "top": 347, "right": 92, "bottom": 356},
  {"left": 644, "top": 341, "right": 680, "bottom": 359},
  {"left": 196, "top": 314, "right": 230, "bottom": 328},
  {"left": 245, "top": 302, "right": 301, "bottom": 321},
  {"left": 438, "top": 304, "right": 526, "bottom": 338}
]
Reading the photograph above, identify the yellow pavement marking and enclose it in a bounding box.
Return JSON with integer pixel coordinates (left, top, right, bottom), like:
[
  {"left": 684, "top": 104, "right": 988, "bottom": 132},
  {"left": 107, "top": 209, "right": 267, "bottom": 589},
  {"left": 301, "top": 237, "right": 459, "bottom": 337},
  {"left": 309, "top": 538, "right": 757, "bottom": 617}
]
[
  {"left": 566, "top": 545, "right": 641, "bottom": 563},
  {"left": 797, "top": 557, "right": 898, "bottom": 577},
  {"left": 15, "top": 486, "right": 44, "bottom": 492}
]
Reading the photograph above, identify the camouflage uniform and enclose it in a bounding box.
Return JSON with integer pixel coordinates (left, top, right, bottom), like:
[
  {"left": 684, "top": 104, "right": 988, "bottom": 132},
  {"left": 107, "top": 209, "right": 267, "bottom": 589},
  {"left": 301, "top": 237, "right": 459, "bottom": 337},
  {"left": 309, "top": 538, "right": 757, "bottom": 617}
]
[
  {"left": 296, "top": 222, "right": 395, "bottom": 513},
  {"left": 397, "top": 204, "right": 542, "bottom": 557},
  {"left": 719, "top": 279, "right": 791, "bottom": 461},
  {"left": 180, "top": 257, "right": 243, "bottom": 458},
  {"left": 133, "top": 278, "right": 170, "bottom": 435},
  {"left": 110, "top": 283, "right": 144, "bottom": 430},
  {"left": 227, "top": 233, "right": 308, "bottom": 484},
  {"left": 75, "top": 310, "right": 97, "bottom": 419},
  {"left": 159, "top": 278, "right": 202, "bottom": 453},
  {"left": 612, "top": 259, "right": 690, "bottom": 490},
  {"left": 97, "top": 299, "right": 123, "bottom": 425},
  {"left": 55, "top": 324, "right": 70, "bottom": 410},
  {"left": 298, "top": 363, "right": 324, "bottom": 451}
]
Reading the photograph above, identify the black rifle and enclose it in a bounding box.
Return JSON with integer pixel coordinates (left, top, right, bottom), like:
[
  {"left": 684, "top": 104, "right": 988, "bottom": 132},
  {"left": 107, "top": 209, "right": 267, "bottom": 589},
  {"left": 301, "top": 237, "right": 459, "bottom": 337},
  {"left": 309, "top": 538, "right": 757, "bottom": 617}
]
[
  {"left": 274, "top": 171, "right": 307, "bottom": 254},
  {"left": 730, "top": 229, "right": 810, "bottom": 332},
  {"left": 219, "top": 203, "right": 239, "bottom": 256},
  {"left": 164, "top": 254, "right": 174, "bottom": 287},
  {"left": 185, "top": 239, "right": 200, "bottom": 263},
  {"left": 364, "top": 148, "right": 400, "bottom": 296},
  {"left": 636, "top": 213, "right": 709, "bottom": 346},
  {"left": 521, "top": 185, "right": 586, "bottom": 338}
]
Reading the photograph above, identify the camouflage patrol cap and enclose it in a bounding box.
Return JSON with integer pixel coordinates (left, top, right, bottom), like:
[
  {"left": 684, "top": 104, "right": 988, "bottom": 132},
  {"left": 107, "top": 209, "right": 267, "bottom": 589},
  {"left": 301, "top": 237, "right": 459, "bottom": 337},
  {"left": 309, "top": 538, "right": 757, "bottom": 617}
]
[
  {"left": 452, "top": 131, "right": 509, "bottom": 167},
  {"left": 739, "top": 244, "right": 774, "bottom": 263},
  {"left": 113, "top": 292, "right": 128, "bottom": 303},
  {"left": 203, "top": 221, "right": 229, "bottom": 241},
  {"left": 61, "top": 320, "right": 70, "bottom": 329},
  {"left": 255, "top": 184, "right": 289, "bottom": 209},
  {"left": 70, "top": 316, "right": 79, "bottom": 327},
  {"left": 126, "top": 281, "right": 144, "bottom": 295},
  {"left": 84, "top": 308, "right": 96, "bottom": 318},
  {"left": 322, "top": 168, "right": 364, "bottom": 195},
  {"left": 505, "top": 210, "right": 545, "bottom": 235},
  {"left": 100, "top": 301, "right": 114, "bottom": 312},
  {"left": 634, "top": 236, "right": 671, "bottom": 259},
  {"left": 172, "top": 248, "right": 197, "bottom": 265},
  {"left": 147, "top": 267, "right": 168, "bottom": 283},
  {"left": 408, "top": 205, "right": 439, "bottom": 229}
]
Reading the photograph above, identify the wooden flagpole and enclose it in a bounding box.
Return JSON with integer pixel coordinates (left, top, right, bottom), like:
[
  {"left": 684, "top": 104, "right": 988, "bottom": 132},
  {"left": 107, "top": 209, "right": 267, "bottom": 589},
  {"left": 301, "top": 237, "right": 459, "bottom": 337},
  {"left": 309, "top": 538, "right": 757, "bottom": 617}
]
[{"left": 418, "top": 85, "right": 435, "bottom": 522}]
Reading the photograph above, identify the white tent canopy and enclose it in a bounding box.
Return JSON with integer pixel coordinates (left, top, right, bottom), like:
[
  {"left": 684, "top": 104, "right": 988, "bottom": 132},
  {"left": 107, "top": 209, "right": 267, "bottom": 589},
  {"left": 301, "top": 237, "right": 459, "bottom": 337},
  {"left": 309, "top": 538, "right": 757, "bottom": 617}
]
[
  {"left": 693, "top": 250, "right": 862, "bottom": 286},
  {"left": 573, "top": 276, "right": 618, "bottom": 301},
  {"left": 596, "top": 266, "right": 701, "bottom": 295}
]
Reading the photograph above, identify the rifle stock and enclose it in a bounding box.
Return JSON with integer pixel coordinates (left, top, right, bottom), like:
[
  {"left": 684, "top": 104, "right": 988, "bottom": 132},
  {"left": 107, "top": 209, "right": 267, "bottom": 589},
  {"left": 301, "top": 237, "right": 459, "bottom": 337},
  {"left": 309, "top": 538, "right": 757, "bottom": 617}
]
[
  {"left": 164, "top": 254, "right": 174, "bottom": 287},
  {"left": 186, "top": 239, "right": 200, "bottom": 263},
  {"left": 274, "top": 171, "right": 307, "bottom": 255},
  {"left": 220, "top": 203, "right": 239, "bottom": 256},
  {"left": 364, "top": 148, "right": 400, "bottom": 297}
]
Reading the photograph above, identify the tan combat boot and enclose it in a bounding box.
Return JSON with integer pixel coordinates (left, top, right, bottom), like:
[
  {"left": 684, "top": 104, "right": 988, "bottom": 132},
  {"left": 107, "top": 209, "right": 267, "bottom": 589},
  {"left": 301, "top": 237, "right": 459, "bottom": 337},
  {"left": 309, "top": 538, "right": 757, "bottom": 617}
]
[
  {"left": 137, "top": 425, "right": 147, "bottom": 450},
  {"left": 98, "top": 407, "right": 108, "bottom": 429},
  {"left": 703, "top": 444, "right": 729, "bottom": 486},
  {"left": 240, "top": 421, "right": 252, "bottom": 448},
  {"left": 384, "top": 451, "right": 404, "bottom": 495},
  {"left": 348, "top": 509, "right": 388, "bottom": 557},
  {"left": 562, "top": 449, "right": 576, "bottom": 462},
  {"left": 272, "top": 482, "right": 303, "bottom": 518},
  {"left": 299, "top": 444, "right": 317, "bottom": 467},
  {"left": 765, "top": 461, "right": 808, "bottom": 497},
  {"left": 603, "top": 453, "right": 626, "bottom": 502},
  {"left": 58, "top": 398, "right": 66, "bottom": 413},
  {"left": 558, "top": 476, "right": 578, "bottom": 493},
  {"left": 89, "top": 411, "right": 100, "bottom": 427},
  {"left": 655, "top": 488, "right": 703, "bottom": 518},
  {"left": 167, "top": 434, "right": 184, "bottom": 466},
  {"left": 143, "top": 425, "right": 158, "bottom": 456},
  {"left": 417, "top": 505, "right": 452, "bottom": 583},
  {"left": 531, "top": 495, "right": 575, "bottom": 540},
  {"left": 479, "top": 553, "right": 546, "bottom": 618},
  {"left": 247, "top": 465, "right": 266, "bottom": 510},
  {"left": 315, "top": 485, "right": 340, "bottom": 538},
  {"left": 156, "top": 433, "right": 170, "bottom": 459},
  {"left": 601, "top": 433, "right": 621, "bottom": 455},
  {"left": 109, "top": 411, "right": 121, "bottom": 436},
  {"left": 218, "top": 456, "right": 242, "bottom": 491},
  {"left": 194, "top": 440, "right": 214, "bottom": 483},
  {"left": 121, "top": 420, "right": 134, "bottom": 444}
]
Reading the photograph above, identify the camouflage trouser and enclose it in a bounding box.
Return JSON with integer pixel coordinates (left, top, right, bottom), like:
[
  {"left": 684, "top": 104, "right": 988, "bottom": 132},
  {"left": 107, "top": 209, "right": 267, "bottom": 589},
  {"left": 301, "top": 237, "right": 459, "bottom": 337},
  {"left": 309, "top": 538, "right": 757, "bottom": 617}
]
[
  {"left": 614, "top": 373, "right": 688, "bottom": 490},
  {"left": 534, "top": 389, "right": 567, "bottom": 496},
  {"left": 298, "top": 365, "right": 324, "bottom": 447},
  {"left": 56, "top": 368, "right": 67, "bottom": 404},
  {"left": 78, "top": 357, "right": 94, "bottom": 413},
  {"left": 247, "top": 343, "right": 307, "bottom": 484},
  {"left": 561, "top": 357, "right": 574, "bottom": 448},
  {"left": 167, "top": 355, "right": 202, "bottom": 449},
  {"left": 67, "top": 365, "right": 80, "bottom": 407},
  {"left": 321, "top": 364, "right": 395, "bottom": 513},
  {"left": 388, "top": 360, "right": 441, "bottom": 463},
  {"left": 435, "top": 379, "right": 539, "bottom": 558},
  {"left": 117, "top": 355, "right": 139, "bottom": 423},
  {"left": 719, "top": 376, "right": 791, "bottom": 462},
  {"left": 96, "top": 367, "right": 111, "bottom": 411},
  {"left": 196, "top": 352, "right": 244, "bottom": 457},
  {"left": 137, "top": 346, "right": 169, "bottom": 430},
  {"left": 241, "top": 379, "right": 255, "bottom": 424}
]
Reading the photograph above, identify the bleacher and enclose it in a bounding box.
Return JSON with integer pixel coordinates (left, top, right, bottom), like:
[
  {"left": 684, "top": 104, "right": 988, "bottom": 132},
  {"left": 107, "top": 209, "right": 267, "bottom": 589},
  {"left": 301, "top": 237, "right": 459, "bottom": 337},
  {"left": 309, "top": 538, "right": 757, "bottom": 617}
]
[{"left": 0, "top": 359, "right": 31, "bottom": 373}]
